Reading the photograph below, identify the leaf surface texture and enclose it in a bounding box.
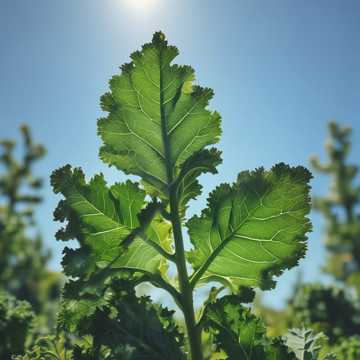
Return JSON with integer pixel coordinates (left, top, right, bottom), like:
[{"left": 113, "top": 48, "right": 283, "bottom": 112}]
[
  {"left": 187, "top": 164, "right": 312, "bottom": 290},
  {"left": 51, "top": 165, "right": 171, "bottom": 277},
  {"left": 98, "top": 32, "right": 221, "bottom": 207}
]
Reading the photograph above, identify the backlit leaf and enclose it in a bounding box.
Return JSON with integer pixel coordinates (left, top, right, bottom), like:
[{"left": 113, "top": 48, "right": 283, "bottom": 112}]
[
  {"left": 187, "top": 163, "right": 312, "bottom": 291},
  {"left": 51, "top": 165, "right": 171, "bottom": 278},
  {"left": 98, "top": 32, "right": 221, "bottom": 209}
]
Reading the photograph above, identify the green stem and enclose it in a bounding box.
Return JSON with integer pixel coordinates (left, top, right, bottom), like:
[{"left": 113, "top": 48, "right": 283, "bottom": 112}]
[
  {"left": 158, "top": 39, "right": 203, "bottom": 359},
  {"left": 169, "top": 186, "right": 203, "bottom": 360}
]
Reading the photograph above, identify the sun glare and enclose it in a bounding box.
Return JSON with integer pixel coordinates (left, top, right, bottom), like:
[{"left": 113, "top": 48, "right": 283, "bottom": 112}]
[{"left": 122, "top": 0, "right": 159, "bottom": 11}]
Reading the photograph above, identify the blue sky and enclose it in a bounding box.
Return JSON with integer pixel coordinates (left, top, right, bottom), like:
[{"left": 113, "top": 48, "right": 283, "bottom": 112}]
[{"left": 1, "top": 0, "right": 359, "bottom": 307}]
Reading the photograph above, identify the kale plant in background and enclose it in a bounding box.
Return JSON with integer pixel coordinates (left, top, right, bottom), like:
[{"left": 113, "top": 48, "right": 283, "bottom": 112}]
[
  {"left": 0, "top": 125, "right": 62, "bottom": 343},
  {"left": 51, "top": 32, "right": 315, "bottom": 359},
  {"left": 310, "top": 122, "right": 360, "bottom": 291},
  {"left": 284, "top": 122, "right": 360, "bottom": 358},
  {"left": 290, "top": 283, "right": 360, "bottom": 343},
  {"left": 0, "top": 291, "right": 35, "bottom": 359},
  {"left": 13, "top": 335, "right": 73, "bottom": 360},
  {"left": 257, "top": 122, "right": 360, "bottom": 358}
]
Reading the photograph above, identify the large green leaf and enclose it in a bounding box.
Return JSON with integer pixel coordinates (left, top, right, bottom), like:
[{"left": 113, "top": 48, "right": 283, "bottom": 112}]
[
  {"left": 51, "top": 165, "right": 171, "bottom": 278},
  {"left": 203, "top": 295, "right": 291, "bottom": 359},
  {"left": 187, "top": 163, "right": 312, "bottom": 291},
  {"left": 98, "top": 32, "right": 221, "bottom": 207},
  {"left": 72, "top": 279, "right": 185, "bottom": 360}
]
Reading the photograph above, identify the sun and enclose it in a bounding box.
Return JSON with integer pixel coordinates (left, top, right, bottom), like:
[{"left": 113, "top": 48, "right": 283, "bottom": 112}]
[{"left": 122, "top": 0, "right": 159, "bottom": 11}]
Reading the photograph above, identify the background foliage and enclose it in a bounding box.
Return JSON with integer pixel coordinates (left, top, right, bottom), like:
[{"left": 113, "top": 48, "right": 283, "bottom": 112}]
[
  {"left": 0, "top": 126, "right": 62, "bottom": 358},
  {"left": 257, "top": 122, "right": 360, "bottom": 359}
]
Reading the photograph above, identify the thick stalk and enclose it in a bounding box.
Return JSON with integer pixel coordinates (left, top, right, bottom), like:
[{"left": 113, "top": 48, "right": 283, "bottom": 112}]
[
  {"left": 169, "top": 186, "right": 203, "bottom": 360},
  {"left": 158, "top": 40, "right": 203, "bottom": 359}
]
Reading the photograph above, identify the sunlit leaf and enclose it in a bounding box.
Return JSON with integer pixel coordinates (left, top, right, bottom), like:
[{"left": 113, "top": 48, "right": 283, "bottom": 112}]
[
  {"left": 187, "top": 163, "right": 312, "bottom": 291},
  {"left": 52, "top": 165, "right": 171, "bottom": 277},
  {"left": 98, "top": 32, "right": 222, "bottom": 209}
]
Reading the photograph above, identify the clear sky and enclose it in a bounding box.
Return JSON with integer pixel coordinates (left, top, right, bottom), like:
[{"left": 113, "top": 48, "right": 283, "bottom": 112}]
[{"left": 1, "top": 0, "right": 359, "bottom": 307}]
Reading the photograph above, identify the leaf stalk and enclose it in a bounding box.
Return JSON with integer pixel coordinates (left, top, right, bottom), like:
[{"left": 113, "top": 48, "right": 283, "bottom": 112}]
[{"left": 158, "top": 42, "right": 204, "bottom": 359}]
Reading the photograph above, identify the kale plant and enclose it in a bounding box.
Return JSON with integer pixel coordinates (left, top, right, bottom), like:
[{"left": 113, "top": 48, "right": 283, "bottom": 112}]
[
  {"left": 310, "top": 122, "right": 360, "bottom": 290},
  {"left": 0, "top": 125, "right": 61, "bottom": 314},
  {"left": 289, "top": 283, "right": 360, "bottom": 343},
  {"left": 0, "top": 291, "right": 35, "bottom": 359},
  {"left": 51, "top": 32, "right": 314, "bottom": 359},
  {"left": 0, "top": 125, "right": 49, "bottom": 308}
]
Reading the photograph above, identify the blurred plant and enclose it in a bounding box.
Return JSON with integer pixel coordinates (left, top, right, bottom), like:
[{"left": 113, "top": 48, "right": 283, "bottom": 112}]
[
  {"left": 254, "top": 298, "right": 290, "bottom": 337},
  {"left": 327, "top": 336, "right": 360, "bottom": 360},
  {"left": 283, "top": 328, "right": 335, "bottom": 360},
  {"left": 284, "top": 122, "right": 360, "bottom": 357},
  {"left": 13, "top": 335, "right": 74, "bottom": 360},
  {"left": 310, "top": 121, "right": 360, "bottom": 285},
  {"left": 254, "top": 268, "right": 304, "bottom": 338},
  {"left": 0, "top": 125, "right": 62, "bottom": 354},
  {"left": 289, "top": 283, "right": 360, "bottom": 343},
  {"left": 0, "top": 291, "right": 35, "bottom": 359}
]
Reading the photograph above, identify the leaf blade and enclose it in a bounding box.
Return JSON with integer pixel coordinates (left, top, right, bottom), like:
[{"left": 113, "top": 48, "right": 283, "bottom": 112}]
[
  {"left": 51, "top": 165, "right": 171, "bottom": 277},
  {"left": 187, "top": 163, "right": 312, "bottom": 291},
  {"left": 98, "top": 32, "right": 221, "bottom": 207},
  {"left": 203, "top": 295, "right": 292, "bottom": 359}
]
